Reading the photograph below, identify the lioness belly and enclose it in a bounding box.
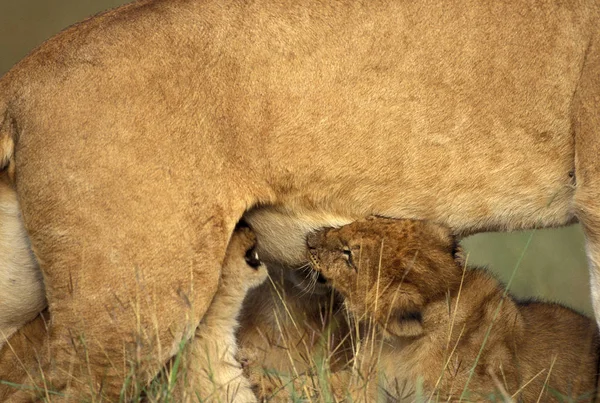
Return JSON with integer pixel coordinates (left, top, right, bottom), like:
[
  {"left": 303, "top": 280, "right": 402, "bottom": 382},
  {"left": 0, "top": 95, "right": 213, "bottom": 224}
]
[
  {"left": 248, "top": 148, "right": 576, "bottom": 269},
  {"left": 230, "top": 0, "right": 583, "bottom": 265}
]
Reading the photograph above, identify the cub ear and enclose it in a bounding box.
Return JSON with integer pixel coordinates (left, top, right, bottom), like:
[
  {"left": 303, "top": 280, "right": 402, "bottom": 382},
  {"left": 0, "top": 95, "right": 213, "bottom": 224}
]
[
  {"left": 384, "top": 311, "right": 424, "bottom": 338},
  {"left": 428, "top": 223, "right": 461, "bottom": 259},
  {"left": 452, "top": 243, "right": 467, "bottom": 265},
  {"left": 450, "top": 238, "right": 461, "bottom": 259}
]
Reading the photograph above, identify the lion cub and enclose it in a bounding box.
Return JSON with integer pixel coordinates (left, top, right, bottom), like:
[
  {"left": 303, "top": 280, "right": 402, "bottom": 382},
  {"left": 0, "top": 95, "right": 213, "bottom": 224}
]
[
  {"left": 177, "top": 225, "right": 268, "bottom": 403},
  {"left": 307, "top": 217, "right": 599, "bottom": 402},
  {"left": 236, "top": 264, "right": 351, "bottom": 402}
]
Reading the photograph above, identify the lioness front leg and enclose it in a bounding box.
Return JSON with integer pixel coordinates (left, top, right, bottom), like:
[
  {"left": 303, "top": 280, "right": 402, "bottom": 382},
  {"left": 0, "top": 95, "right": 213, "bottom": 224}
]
[{"left": 176, "top": 226, "right": 267, "bottom": 402}]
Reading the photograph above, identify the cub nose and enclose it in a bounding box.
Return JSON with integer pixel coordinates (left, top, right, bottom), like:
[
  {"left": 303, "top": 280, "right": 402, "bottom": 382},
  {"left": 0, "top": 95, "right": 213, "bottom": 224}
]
[{"left": 306, "top": 230, "right": 324, "bottom": 249}]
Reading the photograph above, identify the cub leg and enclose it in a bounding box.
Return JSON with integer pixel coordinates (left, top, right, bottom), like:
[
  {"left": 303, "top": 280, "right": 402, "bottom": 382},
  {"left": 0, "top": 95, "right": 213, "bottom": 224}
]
[{"left": 176, "top": 226, "right": 267, "bottom": 402}]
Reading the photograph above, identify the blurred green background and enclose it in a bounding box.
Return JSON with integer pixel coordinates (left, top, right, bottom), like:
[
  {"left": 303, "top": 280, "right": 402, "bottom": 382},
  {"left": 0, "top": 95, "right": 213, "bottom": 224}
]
[{"left": 0, "top": 0, "right": 592, "bottom": 315}]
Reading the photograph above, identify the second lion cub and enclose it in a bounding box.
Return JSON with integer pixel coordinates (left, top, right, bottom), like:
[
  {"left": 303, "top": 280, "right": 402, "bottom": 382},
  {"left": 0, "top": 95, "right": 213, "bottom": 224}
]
[{"left": 307, "top": 217, "right": 599, "bottom": 402}]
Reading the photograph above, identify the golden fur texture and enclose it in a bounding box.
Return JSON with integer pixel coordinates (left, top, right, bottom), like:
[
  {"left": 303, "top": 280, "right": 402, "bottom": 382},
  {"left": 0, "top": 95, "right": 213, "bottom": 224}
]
[
  {"left": 0, "top": 0, "right": 599, "bottom": 399},
  {"left": 176, "top": 226, "right": 267, "bottom": 403},
  {"left": 308, "top": 217, "right": 600, "bottom": 402}
]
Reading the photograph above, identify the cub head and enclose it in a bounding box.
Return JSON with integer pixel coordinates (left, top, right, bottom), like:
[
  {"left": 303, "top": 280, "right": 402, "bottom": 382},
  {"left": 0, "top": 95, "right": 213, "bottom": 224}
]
[{"left": 307, "top": 217, "right": 463, "bottom": 338}]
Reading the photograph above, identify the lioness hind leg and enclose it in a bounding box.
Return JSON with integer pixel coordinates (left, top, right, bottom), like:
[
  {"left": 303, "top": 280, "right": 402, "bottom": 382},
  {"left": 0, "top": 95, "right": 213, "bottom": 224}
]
[
  {"left": 573, "top": 32, "right": 600, "bottom": 328},
  {"left": 7, "top": 192, "right": 247, "bottom": 402}
]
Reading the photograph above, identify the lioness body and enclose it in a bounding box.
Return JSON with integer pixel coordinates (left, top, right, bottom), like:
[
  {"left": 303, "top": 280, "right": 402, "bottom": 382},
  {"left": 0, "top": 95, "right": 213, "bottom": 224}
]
[
  {"left": 308, "top": 218, "right": 599, "bottom": 401},
  {"left": 0, "top": 0, "right": 599, "bottom": 399}
]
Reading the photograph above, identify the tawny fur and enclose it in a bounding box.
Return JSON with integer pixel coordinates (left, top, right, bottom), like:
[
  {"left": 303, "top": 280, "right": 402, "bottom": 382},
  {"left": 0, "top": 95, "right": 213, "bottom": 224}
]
[
  {"left": 176, "top": 226, "right": 267, "bottom": 403},
  {"left": 0, "top": 0, "right": 599, "bottom": 399},
  {"left": 308, "top": 217, "right": 600, "bottom": 402}
]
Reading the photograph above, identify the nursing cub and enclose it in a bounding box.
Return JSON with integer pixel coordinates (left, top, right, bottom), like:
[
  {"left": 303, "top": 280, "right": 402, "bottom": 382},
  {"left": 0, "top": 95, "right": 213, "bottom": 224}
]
[{"left": 307, "top": 217, "right": 599, "bottom": 402}]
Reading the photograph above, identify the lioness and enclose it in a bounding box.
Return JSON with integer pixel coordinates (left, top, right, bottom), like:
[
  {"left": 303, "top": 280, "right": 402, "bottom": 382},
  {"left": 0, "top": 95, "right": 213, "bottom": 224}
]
[
  {"left": 307, "top": 217, "right": 600, "bottom": 402},
  {"left": 0, "top": 0, "right": 599, "bottom": 399}
]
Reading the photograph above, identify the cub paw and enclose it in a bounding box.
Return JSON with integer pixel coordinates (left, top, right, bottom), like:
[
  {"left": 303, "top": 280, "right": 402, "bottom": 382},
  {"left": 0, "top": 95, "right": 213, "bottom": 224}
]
[{"left": 228, "top": 226, "right": 258, "bottom": 257}]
